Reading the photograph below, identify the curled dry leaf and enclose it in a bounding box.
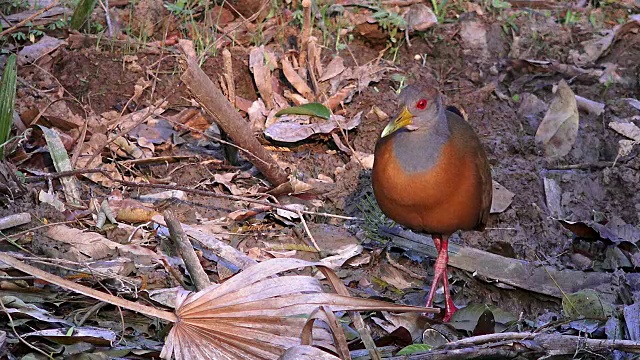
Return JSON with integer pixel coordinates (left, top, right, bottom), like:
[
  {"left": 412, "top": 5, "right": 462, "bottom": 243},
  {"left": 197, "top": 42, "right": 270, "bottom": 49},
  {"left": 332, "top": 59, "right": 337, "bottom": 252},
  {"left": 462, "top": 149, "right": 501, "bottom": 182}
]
[
  {"left": 161, "top": 258, "right": 432, "bottom": 360},
  {"left": 324, "top": 84, "right": 356, "bottom": 111},
  {"left": 264, "top": 112, "right": 362, "bottom": 143},
  {"left": 534, "top": 80, "right": 579, "bottom": 159},
  {"left": 609, "top": 120, "right": 640, "bottom": 159},
  {"left": 249, "top": 46, "right": 275, "bottom": 109},
  {"left": 248, "top": 99, "right": 267, "bottom": 132},
  {"left": 281, "top": 55, "right": 314, "bottom": 101}
]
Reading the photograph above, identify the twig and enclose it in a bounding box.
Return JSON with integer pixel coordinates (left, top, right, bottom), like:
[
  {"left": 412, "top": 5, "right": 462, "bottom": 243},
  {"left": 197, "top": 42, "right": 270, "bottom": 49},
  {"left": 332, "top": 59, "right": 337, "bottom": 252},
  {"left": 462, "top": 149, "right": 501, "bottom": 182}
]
[
  {"left": 385, "top": 332, "right": 640, "bottom": 359},
  {"left": 298, "top": 211, "right": 321, "bottom": 252},
  {"left": 0, "top": 0, "right": 60, "bottom": 37},
  {"left": 97, "top": 0, "right": 113, "bottom": 38},
  {"left": 164, "top": 210, "right": 211, "bottom": 291},
  {"left": 545, "top": 161, "right": 619, "bottom": 170},
  {"left": 0, "top": 253, "right": 177, "bottom": 323},
  {"left": 0, "top": 297, "right": 50, "bottom": 357}
]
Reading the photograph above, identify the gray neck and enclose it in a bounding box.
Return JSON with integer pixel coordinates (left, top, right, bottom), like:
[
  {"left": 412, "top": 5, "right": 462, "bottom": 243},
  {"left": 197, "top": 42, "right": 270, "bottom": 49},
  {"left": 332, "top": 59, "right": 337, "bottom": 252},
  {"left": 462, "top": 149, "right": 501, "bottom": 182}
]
[{"left": 392, "top": 113, "right": 450, "bottom": 174}]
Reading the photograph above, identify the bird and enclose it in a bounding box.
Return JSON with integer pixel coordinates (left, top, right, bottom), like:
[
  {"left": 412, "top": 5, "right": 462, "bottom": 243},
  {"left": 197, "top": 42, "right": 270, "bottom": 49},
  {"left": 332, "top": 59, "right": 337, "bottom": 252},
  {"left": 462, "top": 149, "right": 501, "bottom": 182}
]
[{"left": 372, "top": 84, "right": 492, "bottom": 322}]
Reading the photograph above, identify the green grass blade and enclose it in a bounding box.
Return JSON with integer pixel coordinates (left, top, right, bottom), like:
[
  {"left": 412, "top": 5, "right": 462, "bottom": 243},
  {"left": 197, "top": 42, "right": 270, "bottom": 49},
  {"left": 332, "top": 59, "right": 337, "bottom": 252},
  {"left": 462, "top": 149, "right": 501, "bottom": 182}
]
[
  {"left": 70, "top": 0, "right": 99, "bottom": 30},
  {"left": 0, "top": 54, "right": 17, "bottom": 159}
]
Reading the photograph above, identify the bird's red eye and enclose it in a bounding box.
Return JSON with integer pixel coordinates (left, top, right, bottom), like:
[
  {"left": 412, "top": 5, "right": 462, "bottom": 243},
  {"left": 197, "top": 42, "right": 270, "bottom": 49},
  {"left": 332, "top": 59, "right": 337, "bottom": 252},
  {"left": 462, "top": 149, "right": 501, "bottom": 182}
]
[{"left": 416, "top": 99, "right": 427, "bottom": 110}]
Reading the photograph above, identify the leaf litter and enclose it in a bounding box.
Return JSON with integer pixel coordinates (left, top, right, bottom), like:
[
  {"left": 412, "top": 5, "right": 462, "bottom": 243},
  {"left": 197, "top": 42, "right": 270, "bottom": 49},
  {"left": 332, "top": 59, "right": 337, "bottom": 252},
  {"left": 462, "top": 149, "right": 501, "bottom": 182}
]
[{"left": 2, "top": 0, "right": 640, "bottom": 359}]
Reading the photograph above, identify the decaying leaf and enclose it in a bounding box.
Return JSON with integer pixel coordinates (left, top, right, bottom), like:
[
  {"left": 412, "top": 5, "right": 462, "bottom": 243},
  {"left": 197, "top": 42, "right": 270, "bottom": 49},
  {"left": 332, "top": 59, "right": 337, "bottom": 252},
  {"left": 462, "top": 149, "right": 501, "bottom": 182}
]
[
  {"left": 608, "top": 120, "right": 640, "bottom": 160},
  {"left": 534, "top": 80, "right": 579, "bottom": 158},
  {"left": 490, "top": 180, "right": 514, "bottom": 214},
  {"left": 264, "top": 112, "right": 362, "bottom": 143},
  {"left": 249, "top": 46, "right": 275, "bottom": 109},
  {"left": 562, "top": 289, "right": 614, "bottom": 320},
  {"left": 40, "top": 125, "right": 82, "bottom": 205},
  {"left": 449, "top": 304, "right": 516, "bottom": 333},
  {"left": 571, "top": 14, "right": 640, "bottom": 66},
  {"left": 319, "top": 56, "right": 345, "bottom": 82},
  {"left": 624, "top": 303, "right": 640, "bottom": 341}
]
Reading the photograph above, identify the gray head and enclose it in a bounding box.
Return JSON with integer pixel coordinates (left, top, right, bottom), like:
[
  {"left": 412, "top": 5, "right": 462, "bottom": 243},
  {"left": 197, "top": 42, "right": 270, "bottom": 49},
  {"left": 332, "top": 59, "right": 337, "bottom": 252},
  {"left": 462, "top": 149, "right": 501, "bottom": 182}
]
[{"left": 381, "top": 84, "right": 445, "bottom": 138}]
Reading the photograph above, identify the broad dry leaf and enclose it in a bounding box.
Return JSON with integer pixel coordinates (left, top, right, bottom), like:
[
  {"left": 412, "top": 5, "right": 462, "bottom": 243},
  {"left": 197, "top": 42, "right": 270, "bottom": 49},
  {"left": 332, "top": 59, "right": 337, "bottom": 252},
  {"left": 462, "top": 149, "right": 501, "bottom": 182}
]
[
  {"left": 264, "top": 113, "right": 362, "bottom": 143},
  {"left": 490, "top": 180, "right": 514, "bottom": 214},
  {"left": 609, "top": 121, "right": 640, "bottom": 142},
  {"left": 161, "top": 258, "right": 430, "bottom": 360},
  {"left": 324, "top": 84, "right": 356, "bottom": 111},
  {"left": 534, "top": 80, "right": 579, "bottom": 158},
  {"left": 46, "top": 225, "right": 119, "bottom": 261},
  {"left": 319, "top": 56, "right": 345, "bottom": 82}
]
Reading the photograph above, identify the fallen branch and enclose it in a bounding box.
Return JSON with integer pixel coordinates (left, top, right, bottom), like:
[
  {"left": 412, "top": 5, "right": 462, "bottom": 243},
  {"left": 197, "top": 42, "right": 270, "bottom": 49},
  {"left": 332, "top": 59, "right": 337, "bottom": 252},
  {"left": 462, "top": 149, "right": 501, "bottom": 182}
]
[
  {"left": 381, "top": 227, "right": 623, "bottom": 303},
  {"left": 178, "top": 40, "right": 289, "bottom": 187},
  {"left": 163, "top": 210, "right": 211, "bottom": 290},
  {"left": 386, "top": 332, "right": 640, "bottom": 359}
]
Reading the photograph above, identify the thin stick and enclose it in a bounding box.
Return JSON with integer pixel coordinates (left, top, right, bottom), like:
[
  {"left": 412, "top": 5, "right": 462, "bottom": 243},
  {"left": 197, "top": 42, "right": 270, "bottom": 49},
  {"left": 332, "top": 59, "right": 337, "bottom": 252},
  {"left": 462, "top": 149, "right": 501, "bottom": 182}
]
[
  {"left": 0, "top": 0, "right": 60, "bottom": 37},
  {"left": 298, "top": 211, "right": 321, "bottom": 252},
  {"left": 164, "top": 210, "right": 211, "bottom": 291},
  {"left": 0, "top": 253, "right": 177, "bottom": 323}
]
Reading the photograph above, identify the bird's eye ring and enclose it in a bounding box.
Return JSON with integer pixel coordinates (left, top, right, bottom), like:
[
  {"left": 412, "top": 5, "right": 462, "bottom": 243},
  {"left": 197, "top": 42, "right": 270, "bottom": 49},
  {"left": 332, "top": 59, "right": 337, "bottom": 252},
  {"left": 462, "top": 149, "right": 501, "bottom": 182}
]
[{"left": 416, "top": 99, "right": 427, "bottom": 110}]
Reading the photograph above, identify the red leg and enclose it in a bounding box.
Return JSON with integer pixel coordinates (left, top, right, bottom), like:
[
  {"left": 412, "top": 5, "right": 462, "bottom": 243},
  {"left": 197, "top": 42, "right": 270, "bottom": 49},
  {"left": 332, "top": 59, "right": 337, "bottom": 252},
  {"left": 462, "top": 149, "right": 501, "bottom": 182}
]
[
  {"left": 439, "top": 239, "right": 458, "bottom": 322},
  {"left": 424, "top": 235, "right": 457, "bottom": 322}
]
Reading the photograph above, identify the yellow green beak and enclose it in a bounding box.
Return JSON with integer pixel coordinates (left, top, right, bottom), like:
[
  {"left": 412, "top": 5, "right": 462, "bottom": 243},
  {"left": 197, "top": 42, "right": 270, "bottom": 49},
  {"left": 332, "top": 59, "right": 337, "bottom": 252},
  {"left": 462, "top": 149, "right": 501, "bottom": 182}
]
[{"left": 380, "top": 106, "right": 414, "bottom": 138}]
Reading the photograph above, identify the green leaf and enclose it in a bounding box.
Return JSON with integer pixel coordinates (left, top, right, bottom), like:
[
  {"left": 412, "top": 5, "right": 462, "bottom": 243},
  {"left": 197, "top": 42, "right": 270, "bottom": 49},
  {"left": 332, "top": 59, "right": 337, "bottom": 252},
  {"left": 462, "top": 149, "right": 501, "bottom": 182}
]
[
  {"left": 275, "top": 103, "right": 331, "bottom": 120},
  {"left": 512, "top": 94, "right": 520, "bottom": 102},
  {"left": 0, "top": 53, "right": 17, "bottom": 159},
  {"left": 397, "top": 344, "right": 432, "bottom": 355}
]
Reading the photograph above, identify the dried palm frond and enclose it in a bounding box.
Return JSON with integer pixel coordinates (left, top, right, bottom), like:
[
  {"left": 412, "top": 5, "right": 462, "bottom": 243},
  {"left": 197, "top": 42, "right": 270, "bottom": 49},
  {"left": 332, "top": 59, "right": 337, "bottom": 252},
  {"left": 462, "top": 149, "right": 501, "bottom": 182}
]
[{"left": 0, "top": 254, "right": 435, "bottom": 360}]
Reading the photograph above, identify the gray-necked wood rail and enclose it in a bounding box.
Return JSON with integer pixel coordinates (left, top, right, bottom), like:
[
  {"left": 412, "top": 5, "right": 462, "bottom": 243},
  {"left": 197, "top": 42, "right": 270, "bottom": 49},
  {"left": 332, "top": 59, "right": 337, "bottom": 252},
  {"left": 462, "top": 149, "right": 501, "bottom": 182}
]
[{"left": 372, "top": 84, "right": 492, "bottom": 322}]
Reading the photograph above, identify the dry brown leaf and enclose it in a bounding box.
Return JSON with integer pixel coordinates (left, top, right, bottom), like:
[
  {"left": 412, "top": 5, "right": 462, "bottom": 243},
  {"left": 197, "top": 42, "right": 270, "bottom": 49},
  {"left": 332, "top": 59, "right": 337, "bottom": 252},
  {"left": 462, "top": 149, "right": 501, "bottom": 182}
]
[
  {"left": 109, "top": 198, "right": 159, "bottom": 223},
  {"left": 264, "top": 113, "right": 362, "bottom": 143},
  {"left": 534, "top": 80, "right": 579, "bottom": 158},
  {"left": 281, "top": 55, "right": 314, "bottom": 100},
  {"left": 609, "top": 120, "right": 640, "bottom": 159},
  {"left": 319, "top": 56, "right": 345, "bottom": 82},
  {"left": 325, "top": 84, "right": 356, "bottom": 111},
  {"left": 46, "top": 225, "right": 119, "bottom": 261},
  {"left": 249, "top": 46, "right": 275, "bottom": 109},
  {"left": 571, "top": 14, "right": 640, "bottom": 66},
  {"left": 490, "top": 180, "right": 514, "bottom": 214}
]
